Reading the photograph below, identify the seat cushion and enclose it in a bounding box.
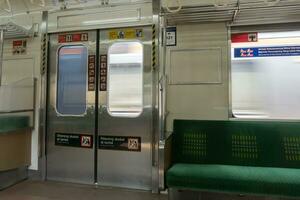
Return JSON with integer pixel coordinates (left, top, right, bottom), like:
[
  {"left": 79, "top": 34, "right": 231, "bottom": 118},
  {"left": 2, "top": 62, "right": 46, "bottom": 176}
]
[{"left": 166, "top": 164, "right": 300, "bottom": 197}]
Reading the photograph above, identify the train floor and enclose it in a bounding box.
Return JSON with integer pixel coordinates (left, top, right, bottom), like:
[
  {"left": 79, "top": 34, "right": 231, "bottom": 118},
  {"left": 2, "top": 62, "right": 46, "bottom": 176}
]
[{"left": 0, "top": 180, "right": 168, "bottom": 200}]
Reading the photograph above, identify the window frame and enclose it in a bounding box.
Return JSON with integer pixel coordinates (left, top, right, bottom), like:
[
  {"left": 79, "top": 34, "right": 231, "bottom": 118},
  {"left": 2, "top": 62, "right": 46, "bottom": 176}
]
[
  {"left": 106, "top": 41, "right": 144, "bottom": 118},
  {"left": 55, "top": 44, "right": 89, "bottom": 117}
]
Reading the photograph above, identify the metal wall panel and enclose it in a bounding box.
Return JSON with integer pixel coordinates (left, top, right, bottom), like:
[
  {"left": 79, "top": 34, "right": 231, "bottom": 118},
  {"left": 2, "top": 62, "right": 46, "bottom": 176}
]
[{"left": 165, "top": 23, "right": 230, "bottom": 133}]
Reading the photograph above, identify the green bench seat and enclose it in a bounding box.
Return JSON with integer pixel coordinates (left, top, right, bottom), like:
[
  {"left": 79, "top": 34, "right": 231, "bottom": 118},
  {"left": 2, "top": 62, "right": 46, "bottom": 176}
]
[
  {"left": 0, "top": 116, "right": 30, "bottom": 133},
  {"left": 168, "top": 164, "right": 300, "bottom": 197},
  {"left": 166, "top": 120, "right": 300, "bottom": 198}
]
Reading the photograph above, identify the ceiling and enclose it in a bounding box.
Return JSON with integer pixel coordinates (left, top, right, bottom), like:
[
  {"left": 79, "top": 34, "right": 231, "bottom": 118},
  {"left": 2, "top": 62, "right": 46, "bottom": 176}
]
[
  {"left": 0, "top": 0, "right": 149, "bottom": 17},
  {"left": 163, "top": 0, "right": 300, "bottom": 26},
  {"left": 0, "top": 0, "right": 299, "bottom": 27}
]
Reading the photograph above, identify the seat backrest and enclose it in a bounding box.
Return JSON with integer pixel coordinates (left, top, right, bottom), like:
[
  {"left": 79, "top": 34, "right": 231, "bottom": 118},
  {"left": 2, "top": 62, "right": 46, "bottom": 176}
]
[{"left": 172, "top": 120, "right": 300, "bottom": 168}]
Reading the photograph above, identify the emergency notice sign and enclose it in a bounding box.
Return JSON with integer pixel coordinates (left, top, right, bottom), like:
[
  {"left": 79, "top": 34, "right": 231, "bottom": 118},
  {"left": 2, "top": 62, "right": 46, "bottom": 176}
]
[{"left": 13, "top": 40, "right": 27, "bottom": 55}]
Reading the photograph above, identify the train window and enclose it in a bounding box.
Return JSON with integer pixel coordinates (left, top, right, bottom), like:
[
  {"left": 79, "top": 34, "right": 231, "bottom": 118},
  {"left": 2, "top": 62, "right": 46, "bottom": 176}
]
[
  {"left": 107, "top": 42, "right": 143, "bottom": 117},
  {"left": 57, "top": 45, "right": 87, "bottom": 115},
  {"left": 231, "top": 31, "right": 300, "bottom": 119}
]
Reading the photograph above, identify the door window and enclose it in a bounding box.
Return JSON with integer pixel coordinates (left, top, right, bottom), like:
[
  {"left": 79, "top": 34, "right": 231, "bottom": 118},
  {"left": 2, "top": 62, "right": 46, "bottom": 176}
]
[
  {"left": 107, "top": 42, "right": 143, "bottom": 117},
  {"left": 57, "top": 45, "right": 88, "bottom": 115}
]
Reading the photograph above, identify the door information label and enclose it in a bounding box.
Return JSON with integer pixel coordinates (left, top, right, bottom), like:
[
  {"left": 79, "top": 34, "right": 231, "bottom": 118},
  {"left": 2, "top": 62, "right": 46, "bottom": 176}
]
[
  {"left": 88, "top": 55, "right": 96, "bottom": 91},
  {"left": 234, "top": 46, "right": 300, "bottom": 58},
  {"left": 99, "top": 55, "right": 107, "bottom": 91},
  {"left": 99, "top": 136, "right": 141, "bottom": 152},
  {"left": 109, "top": 29, "right": 143, "bottom": 40},
  {"left": 55, "top": 133, "right": 93, "bottom": 148},
  {"left": 58, "top": 33, "right": 88, "bottom": 43},
  {"left": 166, "top": 27, "right": 177, "bottom": 46}
]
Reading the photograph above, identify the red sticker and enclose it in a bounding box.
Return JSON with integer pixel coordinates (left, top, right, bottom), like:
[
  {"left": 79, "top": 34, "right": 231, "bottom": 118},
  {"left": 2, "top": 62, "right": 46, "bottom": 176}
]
[
  {"left": 13, "top": 40, "right": 23, "bottom": 46},
  {"left": 232, "top": 33, "right": 258, "bottom": 43},
  {"left": 58, "top": 35, "right": 66, "bottom": 43},
  {"left": 58, "top": 33, "right": 89, "bottom": 43},
  {"left": 72, "top": 34, "right": 81, "bottom": 42}
]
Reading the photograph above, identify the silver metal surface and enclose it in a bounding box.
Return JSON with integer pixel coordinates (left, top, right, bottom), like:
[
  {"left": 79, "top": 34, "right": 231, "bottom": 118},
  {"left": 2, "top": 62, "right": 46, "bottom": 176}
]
[
  {"left": 0, "top": 29, "right": 4, "bottom": 86},
  {"left": 98, "top": 26, "right": 153, "bottom": 190},
  {"left": 152, "top": 0, "right": 161, "bottom": 193},
  {"left": 227, "top": 25, "right": 233, "bottom": 119},
  {"left": 38, "top": 11, "right": 48, "bottom": 181},
  {"left": 46, "top": 30, "right": 96, "bottom": 184}
]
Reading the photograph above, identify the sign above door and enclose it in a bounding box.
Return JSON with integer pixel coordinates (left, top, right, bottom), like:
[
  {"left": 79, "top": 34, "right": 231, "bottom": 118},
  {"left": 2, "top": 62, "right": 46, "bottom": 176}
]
[{"left": 58, "top": 33, "right": 89, "bottom": 43}]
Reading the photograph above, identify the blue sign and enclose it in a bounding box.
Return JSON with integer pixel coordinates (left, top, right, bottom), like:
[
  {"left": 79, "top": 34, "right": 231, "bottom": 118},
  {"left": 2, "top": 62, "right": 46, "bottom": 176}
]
[{"left": 234, "top": 46, "right": 300, "bottom": 58}]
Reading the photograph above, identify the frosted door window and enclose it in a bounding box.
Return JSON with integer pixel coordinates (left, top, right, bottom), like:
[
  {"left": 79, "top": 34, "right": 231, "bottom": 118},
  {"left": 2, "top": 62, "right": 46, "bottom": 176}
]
[
  {"left": 57, "top": 46, "right": 87, "bottom": 115},
  {"left": 107, "top": 42, "right": 143, "bottom": 117}
]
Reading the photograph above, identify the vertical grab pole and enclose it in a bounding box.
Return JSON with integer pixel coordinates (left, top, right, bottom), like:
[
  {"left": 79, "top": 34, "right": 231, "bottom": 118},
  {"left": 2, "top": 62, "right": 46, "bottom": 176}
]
[
  {"left": 0, "top": 29, "right": 4, "bottom": 86},
  {"left": 152, "top": 0, "right": 162, "bottom": 193}
]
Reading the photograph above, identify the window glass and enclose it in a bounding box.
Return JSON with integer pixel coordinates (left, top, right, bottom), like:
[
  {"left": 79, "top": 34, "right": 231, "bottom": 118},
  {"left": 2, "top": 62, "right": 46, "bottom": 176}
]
[
  {"left": 57, "top": 45, "right": 87, "bottom": 115},
  {"left": 107, "top": 42, "right": 143, "bottom": 117},
  {"left": 231, "top": 31, "right": 300, "bottom": 119}
]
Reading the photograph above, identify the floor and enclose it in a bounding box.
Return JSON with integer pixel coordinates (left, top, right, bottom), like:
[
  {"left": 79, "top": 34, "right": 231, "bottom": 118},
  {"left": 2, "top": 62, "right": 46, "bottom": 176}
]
[{"left": 0, "top": 180, "right": 168, "bottom": 200}]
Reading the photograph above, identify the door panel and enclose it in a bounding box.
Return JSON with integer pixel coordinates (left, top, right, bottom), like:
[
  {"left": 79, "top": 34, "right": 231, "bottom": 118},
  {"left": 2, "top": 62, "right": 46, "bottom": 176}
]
[
  {"left": 97, "top": 27, "right": 153, "bottom": 190},
  {"left": 46, "top": 27, "right": 153, "bottom": 189},
  {"left": 47, "top": 31, "right": 97, "bottom": 184}
]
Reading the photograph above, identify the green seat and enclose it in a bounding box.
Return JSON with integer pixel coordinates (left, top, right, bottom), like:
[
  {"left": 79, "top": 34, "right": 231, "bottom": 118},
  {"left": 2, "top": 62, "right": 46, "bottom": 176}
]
[
  {"left": 166, "top": 120, "right": 300, "bottom": 198},
  {"left": 0, "top": 116, "right": 30, "bottom": 133},
  {"left": 168, "top": 164, "right": 300, "bottom": 197}
]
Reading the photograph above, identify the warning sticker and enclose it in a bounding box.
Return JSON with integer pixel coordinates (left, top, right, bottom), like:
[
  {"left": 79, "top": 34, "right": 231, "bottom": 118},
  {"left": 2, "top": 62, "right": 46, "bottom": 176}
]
[
  {"left": 58, "top": 33, "right": 88, "bottom": 43},
  {"left": 99, "top": 55, "right": 107, "bottom": 91},
  {"left": 109, "top": 29, "right": 143, "bottom": 40},
  {"left": 55, "top": 133, "right": 93, "bottom": 148},
  {"left": 88, "top": 55, "right": 96, "bottom": 91},
  {"left": 231, "top": 32, "right": 258, "bottom": 43},
  {"left": 99, "top": 136, "right": 141, "bottom": 152}
]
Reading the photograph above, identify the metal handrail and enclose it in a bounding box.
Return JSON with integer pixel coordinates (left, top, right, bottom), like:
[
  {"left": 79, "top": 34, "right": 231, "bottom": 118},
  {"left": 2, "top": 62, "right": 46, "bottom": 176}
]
[{"left": 0, "top": 109, "right": 34, "bottom": 114}]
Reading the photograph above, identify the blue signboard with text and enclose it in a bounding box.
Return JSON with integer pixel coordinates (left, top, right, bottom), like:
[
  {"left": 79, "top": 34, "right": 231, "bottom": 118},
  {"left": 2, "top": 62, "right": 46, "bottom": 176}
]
[{"left": 234, "top": 46, "right": 300, "bottom": 58}]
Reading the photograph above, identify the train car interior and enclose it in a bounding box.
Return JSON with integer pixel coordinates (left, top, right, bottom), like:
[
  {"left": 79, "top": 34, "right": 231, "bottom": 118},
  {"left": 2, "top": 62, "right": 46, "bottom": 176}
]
[{"left": 0, "top": 0, "right": 300, "bottom": 200}]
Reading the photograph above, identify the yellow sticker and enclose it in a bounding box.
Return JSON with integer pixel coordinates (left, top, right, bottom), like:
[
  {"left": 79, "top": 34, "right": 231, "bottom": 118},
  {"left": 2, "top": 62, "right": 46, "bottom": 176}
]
[
  {"left": 109, "top": 31, "right": 118, "bottom": 40},
  {"left": 109, "top": 29, "right": 143, "bottom": 40},
  {"left": 124, "top": 29, "right": 136, "bottom": 39}
]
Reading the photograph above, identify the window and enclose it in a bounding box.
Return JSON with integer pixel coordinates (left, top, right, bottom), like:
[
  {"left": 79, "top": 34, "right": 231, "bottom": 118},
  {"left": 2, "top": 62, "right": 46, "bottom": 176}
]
[
  {"left": 107, "top": 42, "right": 143, "bottom": 117},
  {"left": 57, "top": 45, "right": 87, "bottom": 115},
  {"left": 231, "top": 31, "right": 300, "bottom": 119}
]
